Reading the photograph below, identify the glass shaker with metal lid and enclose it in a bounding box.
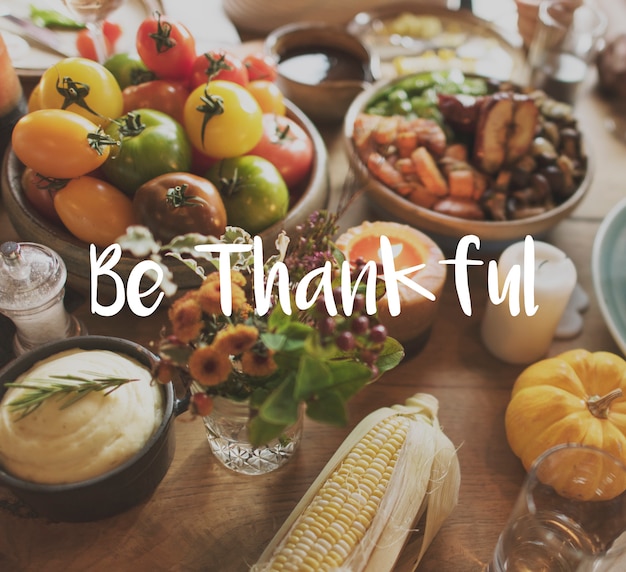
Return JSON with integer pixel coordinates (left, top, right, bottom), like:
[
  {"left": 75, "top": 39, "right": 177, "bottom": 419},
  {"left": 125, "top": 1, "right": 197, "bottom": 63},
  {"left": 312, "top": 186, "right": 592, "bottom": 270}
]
[{"left": 0, "top": 241, "right": 85, "bottom": 356}]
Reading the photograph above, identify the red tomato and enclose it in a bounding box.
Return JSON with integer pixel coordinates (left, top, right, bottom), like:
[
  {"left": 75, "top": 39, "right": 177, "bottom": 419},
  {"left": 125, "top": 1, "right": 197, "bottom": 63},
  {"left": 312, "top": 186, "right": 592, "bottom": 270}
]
[
  {"left": 243, "top": 52, "right": 278, "bottom": 82},
  {"left": 136, "top": 13, "right": 196, "bottom": 80},
  {"left": 20, "top": 167, "right": 64, "bottom": 224},
  {"left": 189, "top": 50, "right": 249, "bottom": 89},
  {"left": 122, "top": 79, "right": 189, "bottom": 124},
  {"left": 190, "top": 147, "right": 218, "bottom": 175},
  {"left": 248, "top": 114, "right": 314, "bottom": 189},
  {"left": 75, "top": 21, "right": 123, "bottom": 61}
]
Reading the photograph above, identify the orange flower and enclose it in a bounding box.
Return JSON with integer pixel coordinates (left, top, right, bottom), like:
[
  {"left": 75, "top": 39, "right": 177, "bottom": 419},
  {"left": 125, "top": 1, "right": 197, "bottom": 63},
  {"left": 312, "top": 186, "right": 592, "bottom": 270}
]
[
  {"left": 197, "top": 273, "right": 248, "bottom": 316},
  {"left": 214, "top": 324, "right": 259, "bottom": 356},
  {"left": 241, "top": 349, "right": 278, "bottom": 377},
  {"left": 188, "top": 345, "right": 232, "bottom": 386},
  {"left": 168, "top": 291, "right": 203, "bottom": 343}
]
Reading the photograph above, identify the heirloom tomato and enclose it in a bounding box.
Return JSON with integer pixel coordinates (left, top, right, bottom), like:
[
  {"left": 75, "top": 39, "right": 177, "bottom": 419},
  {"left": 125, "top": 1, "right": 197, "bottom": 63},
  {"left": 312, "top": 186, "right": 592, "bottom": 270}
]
[
  {"left": 38, "top": 57, "right": 123, "bottom": 126},
  {"left": 243, "top": 52, "right": 278, "bottom": 82},
  {"left": 205, "top": 155, "right": 289, "bottom": 234},
  {"left": 12, "top": 109, "right": 113, "bottom": 179},
  {"left": 183, "top": 80, "right": 263, "bottom": 159},
  {"left": 104, "top": 52, "right": 155, "bottom": 90},
  {"left": 102, "top": 108, "right": 192, "bottom": 195},
  {"left": 133, "top": 172, "right": 227, "bottom": 242},
  {"left": 189, "top": 49, "right": 249, "bottom": 89},
  {"left": 21, "top": 167, "right": 63, "bottom": 224},
  {"left": 53, "top": 176, "right": 138, "bottom": 247},
  {"left": 27, "top": 82, "right": 42, "bottom": 112},
  {"left": 136, "top": 13, "right": 196, "bottom": 80},
  {"left": 248, "top": 114, "right": 314, "bottom": 189},
  {"left": 122, "top": 79, "right": 189, "bottom": 124},
  {"left": 246, "top": 80, "right": 285, "bottom": 115}
]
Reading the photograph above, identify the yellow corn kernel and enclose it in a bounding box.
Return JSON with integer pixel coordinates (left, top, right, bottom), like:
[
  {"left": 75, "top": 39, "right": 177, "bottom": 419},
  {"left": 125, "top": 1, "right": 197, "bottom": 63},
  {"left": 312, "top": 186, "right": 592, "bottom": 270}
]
[{"left": 258, "top": 415, "right": 409, "bottom": 571}]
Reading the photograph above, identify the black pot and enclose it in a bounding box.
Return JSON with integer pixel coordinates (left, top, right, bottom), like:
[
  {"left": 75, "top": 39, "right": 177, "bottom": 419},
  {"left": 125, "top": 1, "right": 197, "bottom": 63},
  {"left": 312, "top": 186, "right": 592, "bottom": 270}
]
[{"left": 0, "top": 335, "right": 183, "bottom": 522}]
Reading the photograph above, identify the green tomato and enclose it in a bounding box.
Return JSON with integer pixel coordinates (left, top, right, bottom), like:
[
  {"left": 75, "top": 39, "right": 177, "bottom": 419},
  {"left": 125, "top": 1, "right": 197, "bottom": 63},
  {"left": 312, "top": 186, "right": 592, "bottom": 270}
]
[
  {"left": 205, "top": 155, "right": 289, "bottom": 234},
  {"left": 104, "top": 52, "right": 155, "bottom": 90},
  {"left": 103, "top": 108, "right": 192, "bottom": 196}
]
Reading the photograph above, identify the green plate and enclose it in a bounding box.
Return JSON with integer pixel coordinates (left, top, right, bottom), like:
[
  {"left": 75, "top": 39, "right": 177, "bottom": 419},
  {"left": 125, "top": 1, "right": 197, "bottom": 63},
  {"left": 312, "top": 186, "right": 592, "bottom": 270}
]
[{"left": 592, "top": 198, "right": 626, "bottom": 356}]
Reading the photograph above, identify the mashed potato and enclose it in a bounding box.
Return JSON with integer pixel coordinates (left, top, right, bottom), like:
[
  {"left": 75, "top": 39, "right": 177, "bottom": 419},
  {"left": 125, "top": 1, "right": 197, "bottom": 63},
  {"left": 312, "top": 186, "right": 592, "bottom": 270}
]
[{"left": 0, "top": 349, "right": 163, "bottom": 485}]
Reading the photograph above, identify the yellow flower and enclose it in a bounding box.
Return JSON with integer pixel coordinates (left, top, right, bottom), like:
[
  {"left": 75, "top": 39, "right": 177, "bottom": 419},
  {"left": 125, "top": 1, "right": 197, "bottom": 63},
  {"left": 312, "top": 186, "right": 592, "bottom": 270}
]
[
  {"left": 241, "top": 350, "right": 278, "bottom": 377},
  {"left": 168, "top": 291, "right": 203, "bottom": 343},
  {"left": 188, "top": 345, "right": 232, "bottom": 386},
  {"left": 214, "top": 324, "right": 259, "bottom": 356},
  {"left": 197, "top": 273, "right": 248, "bottom": 315}
]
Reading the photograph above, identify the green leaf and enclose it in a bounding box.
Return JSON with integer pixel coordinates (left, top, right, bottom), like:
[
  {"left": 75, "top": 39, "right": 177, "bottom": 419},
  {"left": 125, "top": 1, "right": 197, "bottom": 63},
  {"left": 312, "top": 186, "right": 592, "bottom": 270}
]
[
  {"left": 306, "top": 391, "right": 348, "bottom": 426},
  {"left": 376, "top": 338, "right": 405, "bottom": 373},
  {"left": 326, "top": 360, "right": 371, "bottom": 400},
  {"left": 267, "top": 304, "right": 291, "bottom": 331},
  {"left": 259, "top": 374, "right": 299, "bottom": 426},
  {"left": 294, "top": 355, "right": 332, "bottom": 400},
  {"left": 248, "top": 416, "right": 288, "bottom": 447},
  {"left": 260, "top": 331, "right": 287, "bottom": 352}
]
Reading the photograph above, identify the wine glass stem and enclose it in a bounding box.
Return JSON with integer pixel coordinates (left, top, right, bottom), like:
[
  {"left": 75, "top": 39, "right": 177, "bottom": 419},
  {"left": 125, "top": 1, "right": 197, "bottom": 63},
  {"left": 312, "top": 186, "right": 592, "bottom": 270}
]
[{"left": 86, "top": 22, "right": 107, "bottom": 64}]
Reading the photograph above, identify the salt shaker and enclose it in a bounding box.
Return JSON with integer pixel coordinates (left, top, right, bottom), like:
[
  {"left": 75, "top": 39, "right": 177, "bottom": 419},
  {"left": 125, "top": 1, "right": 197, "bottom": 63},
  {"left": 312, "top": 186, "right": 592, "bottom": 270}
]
[{"left": 0, "top": 241, "right": 85, "bottom": 356}]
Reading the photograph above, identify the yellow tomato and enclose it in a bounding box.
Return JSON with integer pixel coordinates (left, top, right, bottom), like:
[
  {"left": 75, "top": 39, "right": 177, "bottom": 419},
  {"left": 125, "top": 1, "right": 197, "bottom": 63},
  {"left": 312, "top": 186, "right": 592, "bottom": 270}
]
[
  {"left": 27, "top": 82, "right": 42, "bottom": 112},
  {"left": 39, "top": 57, "right": 123, "bottom": 126},
  {"left": 246, "top": 80, "right": 286, "bottom": 115}
]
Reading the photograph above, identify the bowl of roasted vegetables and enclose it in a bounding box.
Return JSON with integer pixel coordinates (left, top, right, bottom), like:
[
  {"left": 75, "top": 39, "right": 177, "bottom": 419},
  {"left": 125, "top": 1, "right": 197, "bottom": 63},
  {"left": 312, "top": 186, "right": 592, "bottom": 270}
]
[{"left": 344, "top": 70, "right": 591, "bottom": 244}]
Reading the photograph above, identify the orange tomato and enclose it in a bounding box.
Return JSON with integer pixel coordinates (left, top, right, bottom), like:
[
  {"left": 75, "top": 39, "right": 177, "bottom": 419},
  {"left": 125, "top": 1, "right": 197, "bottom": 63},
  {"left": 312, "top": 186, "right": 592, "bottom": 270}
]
[
  {"left": 246, "top": 80, "right": 286, "bottom": 115},
  {"left": 53, "top": 176, "right": 138, "bottom": 247}
]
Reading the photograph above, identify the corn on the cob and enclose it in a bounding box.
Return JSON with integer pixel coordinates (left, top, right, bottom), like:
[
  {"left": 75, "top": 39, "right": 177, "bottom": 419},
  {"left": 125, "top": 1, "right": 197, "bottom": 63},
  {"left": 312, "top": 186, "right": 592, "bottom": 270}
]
[{"left": 253, "top": 393, "right": 460, "bottom": 572}]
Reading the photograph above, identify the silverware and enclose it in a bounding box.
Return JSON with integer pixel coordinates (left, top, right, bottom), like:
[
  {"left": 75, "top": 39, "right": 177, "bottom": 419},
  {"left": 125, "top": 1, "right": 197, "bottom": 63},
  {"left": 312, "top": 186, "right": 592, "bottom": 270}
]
[{"left": 0, "top": 12, "right": 73, "bottom": 58}]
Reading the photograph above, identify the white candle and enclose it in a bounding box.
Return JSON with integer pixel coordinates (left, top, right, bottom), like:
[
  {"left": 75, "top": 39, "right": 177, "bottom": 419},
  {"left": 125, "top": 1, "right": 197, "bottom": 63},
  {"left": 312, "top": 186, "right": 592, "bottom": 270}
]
[{"left": 481, "top": 240, "right": 577, "bottom": 364}]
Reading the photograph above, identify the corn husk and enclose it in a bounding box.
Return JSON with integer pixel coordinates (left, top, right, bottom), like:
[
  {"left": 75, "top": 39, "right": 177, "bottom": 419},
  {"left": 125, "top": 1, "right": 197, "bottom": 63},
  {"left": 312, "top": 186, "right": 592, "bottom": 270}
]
[{"left": 252, "top": 392, "right": 461, "bottom": 572}]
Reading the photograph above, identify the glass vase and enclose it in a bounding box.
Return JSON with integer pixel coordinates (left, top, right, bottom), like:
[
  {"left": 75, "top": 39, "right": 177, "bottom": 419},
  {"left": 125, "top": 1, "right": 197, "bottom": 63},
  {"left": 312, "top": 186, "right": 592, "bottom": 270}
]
[{"left": 203, "top": 396, "right": 303, "bottom": 475}]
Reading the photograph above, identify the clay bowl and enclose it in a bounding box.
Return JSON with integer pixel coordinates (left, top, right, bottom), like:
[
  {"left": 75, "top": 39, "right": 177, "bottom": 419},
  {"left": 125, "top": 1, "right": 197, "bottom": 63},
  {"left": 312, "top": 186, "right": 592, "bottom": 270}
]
[
  {"left": 1, "top": 100, "right": 329, "bottom": 298},
  {"left": 0, "top": 335, "right": 183, "bottom": 522},
  {"left": 265, "top": 21, "right": 381, "bottom": 124},
  {"left": 343, "top": 72, "right": 592, "bottom": 250}
]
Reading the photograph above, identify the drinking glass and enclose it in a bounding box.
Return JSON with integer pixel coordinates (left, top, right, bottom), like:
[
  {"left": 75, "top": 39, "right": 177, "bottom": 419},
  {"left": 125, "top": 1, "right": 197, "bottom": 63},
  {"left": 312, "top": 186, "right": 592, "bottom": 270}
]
[
  {"left": 526, "top": 0, "right": 607, "bottom": 105},
  {"left": 490, "top": 444, "right": 626, "bottom": 572},
  {"left": 62, "top": 0, "right": 124, "bottom": 63}
]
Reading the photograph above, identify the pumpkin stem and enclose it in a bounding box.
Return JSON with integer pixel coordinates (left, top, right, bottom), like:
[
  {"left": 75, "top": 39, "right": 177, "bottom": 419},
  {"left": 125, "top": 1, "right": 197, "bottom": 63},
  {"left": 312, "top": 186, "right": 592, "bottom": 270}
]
[{"left": 587, "top": 388, "right": 623, "bottom": 418}]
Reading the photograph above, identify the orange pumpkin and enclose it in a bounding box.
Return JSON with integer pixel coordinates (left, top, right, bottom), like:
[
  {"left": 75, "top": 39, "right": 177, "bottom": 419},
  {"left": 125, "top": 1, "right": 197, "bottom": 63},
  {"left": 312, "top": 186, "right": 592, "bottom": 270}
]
[{"left": 505, "top": 349, "right": 626, "bottom": 500}]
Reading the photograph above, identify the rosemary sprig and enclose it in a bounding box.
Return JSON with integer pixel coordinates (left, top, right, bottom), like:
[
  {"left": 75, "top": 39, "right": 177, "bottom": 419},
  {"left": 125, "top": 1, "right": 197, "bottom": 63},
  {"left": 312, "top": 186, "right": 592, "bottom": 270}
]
[{"left": 4, "top": 372, "right": 139, "bottom": 419}]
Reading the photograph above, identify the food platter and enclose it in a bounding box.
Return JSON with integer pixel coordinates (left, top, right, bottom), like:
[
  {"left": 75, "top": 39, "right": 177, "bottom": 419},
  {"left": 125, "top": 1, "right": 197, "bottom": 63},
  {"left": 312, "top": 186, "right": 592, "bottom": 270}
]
[
  {"left": 592, "top": 197, "right": 626, "bottom": 356},
  {"left": 347, "top": 4, "right": 527, "bottom": 81}
]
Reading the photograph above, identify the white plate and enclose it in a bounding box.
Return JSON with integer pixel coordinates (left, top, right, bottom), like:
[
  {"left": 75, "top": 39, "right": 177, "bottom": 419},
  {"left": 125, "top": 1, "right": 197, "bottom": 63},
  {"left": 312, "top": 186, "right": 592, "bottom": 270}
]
[
  {"left": 1, "top": 0, "right": 240, "bottom": 77},
  {"left": 592, "top": 197, "right": 626, "bottom": 356}
]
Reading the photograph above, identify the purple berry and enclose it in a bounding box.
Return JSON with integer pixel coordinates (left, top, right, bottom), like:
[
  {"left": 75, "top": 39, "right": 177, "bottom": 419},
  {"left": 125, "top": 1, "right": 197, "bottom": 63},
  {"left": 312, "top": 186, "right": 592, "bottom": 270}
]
[
  {"left": 369, "top": 324, "right": 387, "bottom": 343},
  {"left": 336, "top": 331, "right": 356, "bottom": 351},
  {"left": 351, "top": 315, "right": 370, "bottom": 334}
]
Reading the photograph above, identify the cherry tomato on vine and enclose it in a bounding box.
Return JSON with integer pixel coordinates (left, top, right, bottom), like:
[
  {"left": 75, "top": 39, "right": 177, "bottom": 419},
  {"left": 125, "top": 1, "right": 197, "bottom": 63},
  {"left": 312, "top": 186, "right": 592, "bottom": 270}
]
[
  {"left": 248, "top": 114, "right": 314, "bottom": 189},
  {"left": 21, "top": 167, "right": 63, "bottom": 224},
  {"left": 38, "top": 57, "right": 123, "bottom": 126},
  {"left": 133, "top": 172, "right": 227, "bottom": 242},
  {"left": 205, "top": 155, "right": 289, "bottom": 234},
  {"left": 102, "top": 108, "right": 192, "bottom": 195},
  {"left": 246, "top": 80, "right": 285, "bottom": 115},
  {"left": 12, "top": 109, "right": 115, "bottom": 179},
  {"left": 243, "top": 52, "right": 278, "bottom": 82},
  {"left": 183, "top": 80, "right": 263, "bottom": 159},
  {"left": 122, "top": 79, "right": 189, "bottom": 124},
  {"left": 136, "top": 13, "right": 196, "bottom": 81},
  {"left": 75, "top": 22, "right": 122, "bottom": 61},
  {"left": 54, "top": 176, "right": 138, "bottom": 247},
  {"left": 189, "top": 50, "right": 249, "bottom": 89}
]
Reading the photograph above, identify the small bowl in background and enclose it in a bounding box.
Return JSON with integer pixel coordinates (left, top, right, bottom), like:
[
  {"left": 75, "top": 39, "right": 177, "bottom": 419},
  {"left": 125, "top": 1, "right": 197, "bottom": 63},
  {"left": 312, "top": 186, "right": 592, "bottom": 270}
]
[
  {"left": 0, "top": 335, "right": 181, "bottom": 522},
  {"left": 265, "top": 21, "right": 381, "bottom": 124}
]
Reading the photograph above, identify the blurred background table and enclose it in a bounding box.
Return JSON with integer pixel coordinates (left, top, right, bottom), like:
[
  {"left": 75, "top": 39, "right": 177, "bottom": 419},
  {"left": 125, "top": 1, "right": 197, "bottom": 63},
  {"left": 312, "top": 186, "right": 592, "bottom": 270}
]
[{"left": 1, "top": 1, "right": 625, "bottom": 570}]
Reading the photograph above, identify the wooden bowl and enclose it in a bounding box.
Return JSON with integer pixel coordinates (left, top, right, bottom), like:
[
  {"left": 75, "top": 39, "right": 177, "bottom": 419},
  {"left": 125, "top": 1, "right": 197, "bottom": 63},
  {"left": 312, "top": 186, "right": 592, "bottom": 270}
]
[
  {"left": 1, "top": 101, "right": 329, "bottom": 299},
  {"left": 343, "top": 73, "right": 592, "bottom": 249}
]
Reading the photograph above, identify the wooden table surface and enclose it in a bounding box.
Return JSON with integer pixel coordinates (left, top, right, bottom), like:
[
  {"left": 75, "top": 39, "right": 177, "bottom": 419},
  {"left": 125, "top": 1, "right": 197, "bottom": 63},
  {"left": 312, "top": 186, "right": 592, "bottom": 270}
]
[{"left": 1, "top": 2, "right": 626, "bottom": 570}]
